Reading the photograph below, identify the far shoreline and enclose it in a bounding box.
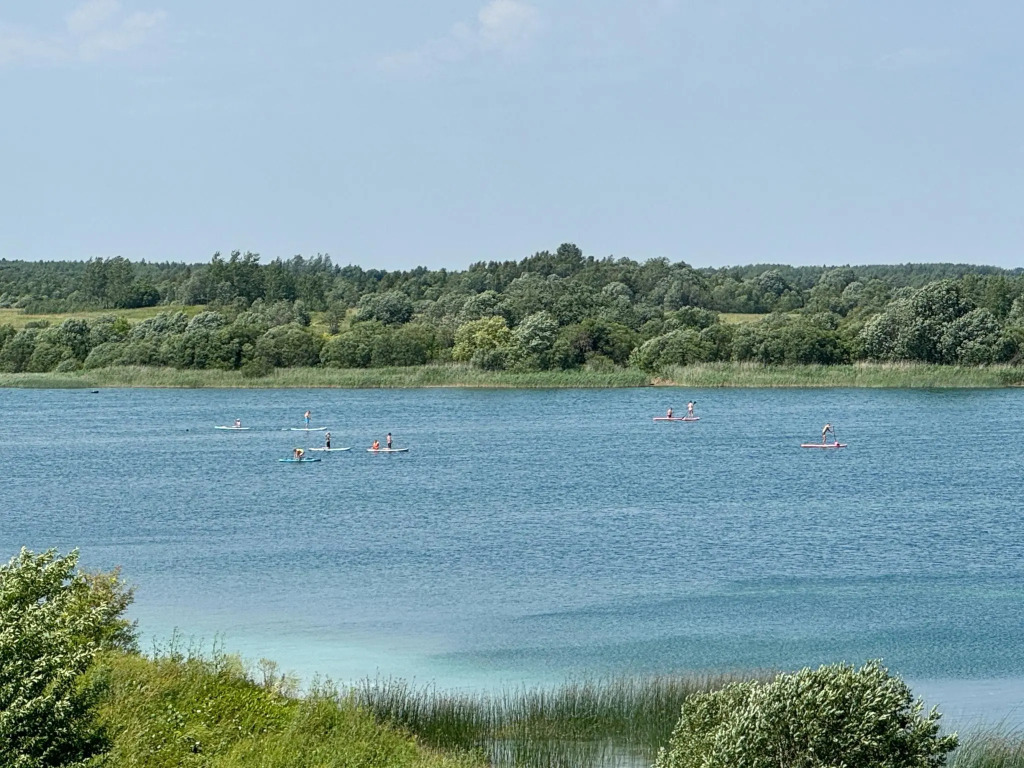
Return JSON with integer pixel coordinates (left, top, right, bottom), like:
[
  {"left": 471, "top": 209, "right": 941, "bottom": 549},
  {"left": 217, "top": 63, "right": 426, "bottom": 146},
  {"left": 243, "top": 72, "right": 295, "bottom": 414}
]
[{"left": 1, "top": 362, "right": 1022, "bottom": 389}]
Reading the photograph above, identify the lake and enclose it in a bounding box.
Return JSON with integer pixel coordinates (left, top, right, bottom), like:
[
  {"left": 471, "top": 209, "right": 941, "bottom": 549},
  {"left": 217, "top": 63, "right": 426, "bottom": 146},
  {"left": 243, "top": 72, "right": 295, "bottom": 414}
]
[{"left": 1, "top": 386, "right": 1022, "bottom": 727}]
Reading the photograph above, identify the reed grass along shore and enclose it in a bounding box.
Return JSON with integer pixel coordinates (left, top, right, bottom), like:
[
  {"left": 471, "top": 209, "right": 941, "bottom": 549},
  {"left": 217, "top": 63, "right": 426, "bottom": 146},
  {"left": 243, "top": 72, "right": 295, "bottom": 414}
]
[{"left": 0, "top": 362, "right": 1021, "bottom": 389}]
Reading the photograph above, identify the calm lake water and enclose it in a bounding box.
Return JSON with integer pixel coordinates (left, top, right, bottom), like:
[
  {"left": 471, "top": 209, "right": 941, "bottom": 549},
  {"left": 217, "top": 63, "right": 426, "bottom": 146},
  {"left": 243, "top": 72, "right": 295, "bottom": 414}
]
[{"left": 1, "top": 386, "right": 1022, "bottom": 727}]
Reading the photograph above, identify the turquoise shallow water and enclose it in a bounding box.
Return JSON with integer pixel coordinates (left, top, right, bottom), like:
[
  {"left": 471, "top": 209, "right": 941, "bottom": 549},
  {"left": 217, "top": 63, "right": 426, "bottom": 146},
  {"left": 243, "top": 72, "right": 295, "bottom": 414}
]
[{"left": 1, "top": 386, "right": 1022, "bottom": 725}]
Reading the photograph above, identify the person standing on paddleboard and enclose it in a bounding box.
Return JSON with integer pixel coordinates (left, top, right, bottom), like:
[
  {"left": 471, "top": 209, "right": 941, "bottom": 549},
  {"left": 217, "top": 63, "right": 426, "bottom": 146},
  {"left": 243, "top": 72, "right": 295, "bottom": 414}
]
[
  {"left": 304, "top": 410, "right": 311, "bottom": 428},
  {"left": 822, "top": 423, "right": 835, "bottom": 444},
  {"left": 687, "top": 401, "right": 695, "bottom": 418},
  {"left": 386, "top": 433, "right": 393, "bottom": 449},
  {"left": 325, "top": 432, "right": 331, "bottom": 449}
]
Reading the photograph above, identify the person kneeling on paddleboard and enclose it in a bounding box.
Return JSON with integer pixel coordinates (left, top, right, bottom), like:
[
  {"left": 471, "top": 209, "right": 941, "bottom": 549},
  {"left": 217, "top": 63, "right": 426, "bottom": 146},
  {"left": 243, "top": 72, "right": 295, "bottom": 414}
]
[
  {"left": 666, "top": 407, "right": 673, "bottom": 418},
  {"left": 822, "top": 423, "right": 835, "bottom": 444},
  {"left": 371, "top": 440, "right": 380, "bottom": 451}
]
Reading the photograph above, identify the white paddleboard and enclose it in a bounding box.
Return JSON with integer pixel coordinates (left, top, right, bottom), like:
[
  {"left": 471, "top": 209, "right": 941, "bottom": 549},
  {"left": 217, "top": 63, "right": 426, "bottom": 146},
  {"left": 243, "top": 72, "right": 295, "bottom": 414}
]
[
  {"left": 308, "top": 447, "right": 352, "bottom": 452},
  {"left": 367, "top": 448, "right": 409, "bottom": 453}
]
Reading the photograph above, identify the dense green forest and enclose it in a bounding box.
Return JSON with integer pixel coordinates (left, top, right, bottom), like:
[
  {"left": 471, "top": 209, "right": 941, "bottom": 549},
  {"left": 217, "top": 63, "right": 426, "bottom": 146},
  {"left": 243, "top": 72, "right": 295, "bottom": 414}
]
[{"left": 2, "top": 246, "right": 1023, "bottom": 376}]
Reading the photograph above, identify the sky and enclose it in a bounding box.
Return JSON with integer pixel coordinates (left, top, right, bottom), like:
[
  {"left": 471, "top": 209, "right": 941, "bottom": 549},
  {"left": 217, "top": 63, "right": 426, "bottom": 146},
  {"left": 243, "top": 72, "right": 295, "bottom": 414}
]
[{"left": 1, "top": 1, "right": 1022, "bottom": 271}]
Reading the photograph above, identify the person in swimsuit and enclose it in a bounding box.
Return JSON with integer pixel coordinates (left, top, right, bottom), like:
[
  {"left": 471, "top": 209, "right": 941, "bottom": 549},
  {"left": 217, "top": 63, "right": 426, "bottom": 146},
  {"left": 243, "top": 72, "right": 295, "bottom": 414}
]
[
  {"left": 687, "top": 402, "right": 695, "bottom": 418},
  {"left": 293, "top": 447, "right": 304, "bottom": 460},
  {"left": 233, "top": 418, "right": 242, "bottom": 428},
  {"left": 371, "top": 440, "right": 380, "bottom": 451},
  {"left": 325, "top": 432, "right": 331, "bottom": 449},
  {"left": 304, "top": 410, "right": 311, "bottom": 428},
  {"left": 666, "top": 407, "right": 674, "bottom": 418},
  {"left": 822, "top": 423, "right": 835, "bottom": 444},
  {"left": 386, "top": 433, "right": 393, "bottom": 449}
]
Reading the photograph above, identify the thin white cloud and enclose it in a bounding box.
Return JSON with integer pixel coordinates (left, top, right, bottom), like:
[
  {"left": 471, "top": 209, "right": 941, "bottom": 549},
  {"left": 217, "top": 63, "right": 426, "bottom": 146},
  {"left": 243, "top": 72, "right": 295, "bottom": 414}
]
[
  {"left": 0, "top": 1, "right": 165, "bottom": 66},
  {"left": 381, "top": 0, "right": 542, "bottom": 73},
  {"left": 66, "top": 0, "right": 120, "bottom": 36}
]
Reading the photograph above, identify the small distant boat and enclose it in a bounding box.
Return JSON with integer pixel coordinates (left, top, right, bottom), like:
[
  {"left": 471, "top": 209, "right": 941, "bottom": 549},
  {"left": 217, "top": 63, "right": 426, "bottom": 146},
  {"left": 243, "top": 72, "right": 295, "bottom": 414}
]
[
  {"left": 215, "top": 425, "right": 251, "bottom": 430},
  {"left": 308, "top": 447, "right": 352, "bottom": 452},
  {"left": 800, "top": 443, "right": 847, "bottom": 449},
  {"left": 279, "top": 457, "right": 322, "bottom": 462},
  {"left": 367, "top": 448, "right": 409, "bottom": 453},
  {"left": 653, "top": 417, "right": 700, "bottom": 422}
]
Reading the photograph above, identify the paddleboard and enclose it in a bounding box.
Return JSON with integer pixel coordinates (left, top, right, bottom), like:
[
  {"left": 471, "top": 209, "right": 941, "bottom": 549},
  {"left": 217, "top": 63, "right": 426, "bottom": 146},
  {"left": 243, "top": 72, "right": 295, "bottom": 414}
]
[
  {"left": 215, "top": 425, "right": 250, "bottom": 430},
  {"left": 800, "top": 443, "right": 847, "bottom": 449},
  {"left": 288, "top": 427, "right": 327, "bottom": 431},
  {"left": 367, "top": 448, "right": 409, "bottom": 453},
  {"left": 308, "top": 447, "right": 352, "bottom": 452},
  {"left": 653, "top": 417, "right": 700, "bottom": 422},
  {"left": 278, "top": 457, "right": 322, "bottom": 462}
]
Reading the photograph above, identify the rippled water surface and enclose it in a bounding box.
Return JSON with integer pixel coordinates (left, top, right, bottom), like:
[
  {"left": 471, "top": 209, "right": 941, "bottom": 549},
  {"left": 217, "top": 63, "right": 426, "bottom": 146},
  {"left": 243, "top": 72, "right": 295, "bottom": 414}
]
[{"left": 2, "top": 386, "right": 1022, "bottom": 724}]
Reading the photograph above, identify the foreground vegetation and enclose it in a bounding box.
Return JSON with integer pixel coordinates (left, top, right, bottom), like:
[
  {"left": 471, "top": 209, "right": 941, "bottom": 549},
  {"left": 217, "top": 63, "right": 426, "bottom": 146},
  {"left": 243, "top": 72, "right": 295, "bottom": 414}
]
[
  {"left": 3, "top": 548, "right": 1023, "bottom": 768},
  {"left": 2, "top": 249, "right": 1024, "bottom": 386}
]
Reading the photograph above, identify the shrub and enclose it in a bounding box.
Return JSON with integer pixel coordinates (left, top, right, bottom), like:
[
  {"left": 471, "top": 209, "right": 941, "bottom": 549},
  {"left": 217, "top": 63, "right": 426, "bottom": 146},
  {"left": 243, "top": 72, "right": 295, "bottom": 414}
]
[
  {"left": 656, "top": 661, "right": 957, "bottom": 768},
  {"left": 0, "top": 549, "right": 136, "bottom": 768}
]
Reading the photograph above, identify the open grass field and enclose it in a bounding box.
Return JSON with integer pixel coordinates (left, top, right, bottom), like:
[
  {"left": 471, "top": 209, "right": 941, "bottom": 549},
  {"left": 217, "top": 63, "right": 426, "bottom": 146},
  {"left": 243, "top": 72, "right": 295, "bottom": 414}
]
[{"left": 0, "top": 305, "right": 205, "bottom": 329}]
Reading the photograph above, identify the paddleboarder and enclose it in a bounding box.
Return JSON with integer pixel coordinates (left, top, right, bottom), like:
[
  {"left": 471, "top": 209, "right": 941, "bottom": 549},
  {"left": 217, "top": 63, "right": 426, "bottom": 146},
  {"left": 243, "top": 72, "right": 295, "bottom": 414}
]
[
  {"left": 325, "top": 432, "right": 331, "bottom": 449},
  {"left": 666, "top": 407, "right": 674, "bottom": 418},
  {"left": 822, "top": 423, "right": 835, "bottom": 444},
  {"left": 386, "top": 433, "right": 393, "bottom": 449},
  {"left": 293, "top": 447, "right": 305, "bottom": 460},
  {"left": 687, "top": 401, "right": 696, "bottom": 419},
  {"left": 371, "top": 439, "right": 380, "bottom": 451},
  {"left": 303, "top": 410, "right": 311, "bottom": 428},
  {"left": 233, "top": 418, "right": 242, "bottom": 428}
]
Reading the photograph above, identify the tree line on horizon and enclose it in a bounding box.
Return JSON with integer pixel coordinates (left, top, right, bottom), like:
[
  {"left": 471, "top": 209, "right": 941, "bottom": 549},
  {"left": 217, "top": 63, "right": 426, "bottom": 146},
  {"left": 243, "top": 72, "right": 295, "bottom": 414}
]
[{"left": 2, "top": 244, "right": 1024, "bottom": 374}]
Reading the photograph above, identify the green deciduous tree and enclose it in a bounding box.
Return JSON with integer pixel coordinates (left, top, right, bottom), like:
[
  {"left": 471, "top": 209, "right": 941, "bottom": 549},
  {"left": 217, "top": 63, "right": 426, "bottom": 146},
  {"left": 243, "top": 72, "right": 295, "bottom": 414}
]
[
  {"left": 355, "top": 291, "right": 414, "bottom": 325},
  {"left": 254, "top": 325, "right": 323, "bottom": 368},
  {"left": 656, "top": 661, "right": 957, "bottom": 768},
  {"left": 0, "top": 549, "right": 136, "bottom": 768},
  {"left": 452, "top": 316, "right": 514, "bottom": 368}
]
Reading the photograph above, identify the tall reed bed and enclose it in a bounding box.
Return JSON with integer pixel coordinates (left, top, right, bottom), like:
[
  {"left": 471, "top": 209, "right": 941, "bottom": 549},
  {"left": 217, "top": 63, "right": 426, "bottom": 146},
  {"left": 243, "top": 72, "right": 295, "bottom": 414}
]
[
  {"left": 659, "top": 362, "right": 1024, "bottom": 388},
  {"left": 0, "top": 364, "right": 651, "bottom": 389},
  {"left": 952, "top": 727, "right": 1024, "bottom": 768},
  {"left": 353, "top": 673, "right": 766, "bottom": 767}
]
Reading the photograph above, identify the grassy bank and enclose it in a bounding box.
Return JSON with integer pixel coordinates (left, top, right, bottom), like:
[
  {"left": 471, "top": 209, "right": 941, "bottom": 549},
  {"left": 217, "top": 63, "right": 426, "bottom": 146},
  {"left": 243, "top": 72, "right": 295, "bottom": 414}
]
[
  {"left": 1, "top": 362, "right": 1022, "bottom": 389},
  {"left": 92, "top": 650, "right": 483, "bottom": 768},
  {"left": 82, "top": 652, "right": 1024, "bottom": 768}
]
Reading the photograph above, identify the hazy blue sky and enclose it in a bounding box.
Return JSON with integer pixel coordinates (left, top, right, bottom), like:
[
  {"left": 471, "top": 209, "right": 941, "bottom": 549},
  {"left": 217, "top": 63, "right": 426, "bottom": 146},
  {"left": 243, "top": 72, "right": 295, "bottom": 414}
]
[{"left": 2, "top": 1, "right": 1022, "bottom": 270}]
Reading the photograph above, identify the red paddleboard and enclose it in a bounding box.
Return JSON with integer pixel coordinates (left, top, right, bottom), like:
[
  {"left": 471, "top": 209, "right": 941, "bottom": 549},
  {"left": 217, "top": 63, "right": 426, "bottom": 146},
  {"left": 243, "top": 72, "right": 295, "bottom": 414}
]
[
  {"left": 653, "top": 417, "right": 700, "bottom": 422},
  {"left": 800, "top": 443, "right": 847, "bottom": 449}
]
